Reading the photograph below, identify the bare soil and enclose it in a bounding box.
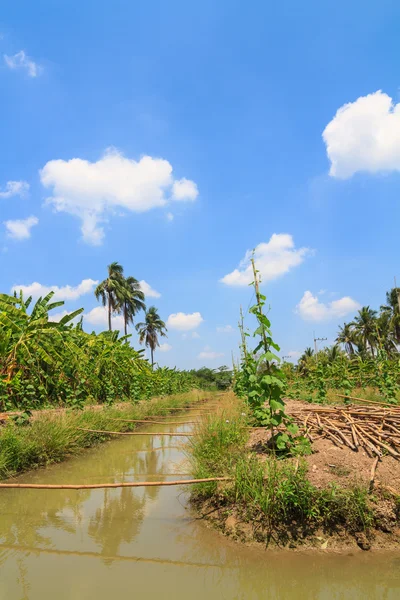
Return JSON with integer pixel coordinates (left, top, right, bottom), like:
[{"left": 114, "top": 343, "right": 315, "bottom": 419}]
[
  {"left": 249, "top": 399, "right": 400, "bottom": 495},
  {"left": 194, "top": 399, "right": 400, "bottom": 552}
]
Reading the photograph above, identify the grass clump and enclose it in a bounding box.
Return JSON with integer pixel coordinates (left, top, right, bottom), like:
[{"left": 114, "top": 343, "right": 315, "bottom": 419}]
[
  {"left": 0, "top": 390, "right": 210, "bottom": 479},
  {"left": 189, "top": 408, "right": 248, "bottom": 496},
  {"left": 232, "top": 456, "right": 374, "bottom": 539},
  {"left": 188, "top": 403, "right": 378, "bottom": 546}
]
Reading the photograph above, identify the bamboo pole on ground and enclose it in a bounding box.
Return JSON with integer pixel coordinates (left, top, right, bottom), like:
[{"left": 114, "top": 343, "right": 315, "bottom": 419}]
[
  {"left": 111, "top": 419, "right": 197, "bottom": 425},
  {"left": 335, "top": 394, "right": 396, "bottom": 407},
  {"left": 0, "top": 477, "right": 231, "bottom": 490}
]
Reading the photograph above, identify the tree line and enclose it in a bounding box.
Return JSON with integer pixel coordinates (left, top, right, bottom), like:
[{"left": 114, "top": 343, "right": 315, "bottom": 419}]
[{"left": 297, "top": 287, "right": 400, "bottom": 369}]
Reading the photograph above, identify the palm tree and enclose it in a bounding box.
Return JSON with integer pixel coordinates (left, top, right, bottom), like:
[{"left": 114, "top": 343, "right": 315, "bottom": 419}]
[
  {"left": 352, "top": 306, "right": 378, "bottom": 356},
  {"left": 298, "top": 347, "right": 314, "bottom": 375},
  {"left": 135, "top": 306, "right": 167, "bottom": 368},
  {"left": 380, "top": 287, "right": 400, "bottom": 344},
  {"left": 376, "top": 311, "right": 398, "bottom": 355},
  {"left": 336, "top": 323, "right": 357, "bottom": 355},
  {"left": 94, "top": 262, "right": 125, "bottom": 331},
  {"left": 324, "top": 344, "right": 343, "bottom": 363},
  {"left": 119, "top": 276, "right": 146, "bottom": 336}
]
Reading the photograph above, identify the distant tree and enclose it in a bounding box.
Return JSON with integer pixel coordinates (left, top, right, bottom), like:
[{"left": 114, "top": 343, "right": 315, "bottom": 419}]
[
  {"left": 136, "top": 306, "right": 167, "bottom": 368},
  {"left": 95, "top": 262, "right": 125, "bottom": 331},
  {"left": 352, "top": 306, "right": 378, "bottom": 356},
  {"left": 380, "top": 287, "right": 400, "bottom": 344},
  {"left": 119, "top": 276, "right": 146, "bottom": 337},
  {"left": 336, "top": 323, "right": 357, "bottom": 355}
]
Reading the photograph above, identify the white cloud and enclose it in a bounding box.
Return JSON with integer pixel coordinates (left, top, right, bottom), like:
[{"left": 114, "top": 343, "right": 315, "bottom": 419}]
[
  {"left": 172, "top": 178, "right": 198, "bottom": 201},
  {"left": 217, "top": 324, "right": 234, "bottom": 333},
  {"left": 296, "top": 291, "right": 361, "bottom": 322},
  {"left": 48, "top": 310, "right": 81, "bottom": 324},
  {"left": 11, "top": 278, "right": 98, "bottom": 301},
  {"left": 166, "top": 212, "right": 174, "bottom": 221},
  {"left": 139, "top": 279, "right": 161, "bottom": 298},
  {"left": 84, "top": 306, "right": 124, "bottom": 330},
  {"left": 221, "top": 233, "right": 312, "bottom": 286},
  {"left": 4, "top": 51, "right": 41, "bottom": 77},
  {"left": 4, "top": 216, "right": 38, "bottom": 240},
  {"left": 191, "top": 331, "right": 200, "bottom": 339},
  {"left": 198, "top": 346, "right": 224, "bottom": 361},
  {"left": 40, "top": 148, "right": 198, "bottom": 244},
  {"left": 0, "top": 180, "right": 29, "bottom": 199},
  {"left": 323, "top": 90, "right": 400, "bottom": 179},
  {"left": 158, "top": 343, "right": 172, "bottom": 352},
  {"left": 167, "top": 311, "right": 203, "bottom": 331}
]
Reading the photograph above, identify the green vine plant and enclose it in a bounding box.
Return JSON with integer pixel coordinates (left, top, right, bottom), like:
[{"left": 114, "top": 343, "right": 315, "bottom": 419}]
[{"left": 239, "top": 257, "right": 305, "bottom": 453}]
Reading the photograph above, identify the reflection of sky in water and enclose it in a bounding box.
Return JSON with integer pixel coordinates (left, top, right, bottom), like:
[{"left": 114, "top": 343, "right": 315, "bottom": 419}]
[{"left": 0, "top": 413, "right": 400, "bottom": 599}]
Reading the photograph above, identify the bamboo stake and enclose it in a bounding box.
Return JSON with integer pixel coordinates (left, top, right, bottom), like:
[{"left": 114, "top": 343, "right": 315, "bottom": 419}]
[
  {"left": 111, "top": 419, "right": 197, "bottom": 425},
  {"left": 357, "top": 425, "right": 399, "bottom": 458},
  {"left": 325, "top": 418, "right": 356, "bottom": 450},
  {"left": 335, "top": 394, "right": 396, "bottom": 407},
  {"left": 76, "top": 428, "right": 193, "bottom": 437},
  {"left": 369, "top": 457, "right": 379, "bottom": 491},
  {"left": 0, "top": 477, "right": 231, "bottom": 490}
]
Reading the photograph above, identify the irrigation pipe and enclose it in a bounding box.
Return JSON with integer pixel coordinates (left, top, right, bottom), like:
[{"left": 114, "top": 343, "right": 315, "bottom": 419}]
[
  {"left": 77, "top": 428, "right": 193, "bottom": 437},
  {"left": 0, "top": 477, "right": 232, "bottom": 490}
]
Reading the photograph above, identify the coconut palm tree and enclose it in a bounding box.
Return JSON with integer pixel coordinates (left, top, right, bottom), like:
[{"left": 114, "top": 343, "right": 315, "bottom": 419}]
[
  {"left": 324, "top": 344, "right": 344, "bottom": 363},
  {"left": 376, "top": 311, "right": 398, "bottom": 355},
  {"left": 135, "top": 306, "right": 167, "bottom": 368},
  {"left": 298, "top": 347, "right": 314, "bottom": 375},
  {"left": 119, "top": 276, "right": 146, "bottom": 336},
  {"left": 336, "top": 323, "right": 357, "bottom": 355},
  {"left": 352, "top": 306, "right": 378, "bottom": 356},
  {"left": 380, "top": 287, "right": 400, "bottom": 344},
  {"left": 94, "top": 262, "right": 125, "bottom": 332}
]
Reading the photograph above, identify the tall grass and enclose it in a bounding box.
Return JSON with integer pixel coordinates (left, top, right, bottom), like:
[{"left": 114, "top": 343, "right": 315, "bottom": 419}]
[
  {"left": 188, "top": 399, "right": 376, "bottom": 542},
  {"left": 0, "top": 390, "right": 210, "bottom": 479}
]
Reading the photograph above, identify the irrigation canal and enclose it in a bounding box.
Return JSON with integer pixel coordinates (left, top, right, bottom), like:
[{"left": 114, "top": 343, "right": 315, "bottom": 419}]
[{"left": 0, "top": 403, "right": 399, "bottom": 599}]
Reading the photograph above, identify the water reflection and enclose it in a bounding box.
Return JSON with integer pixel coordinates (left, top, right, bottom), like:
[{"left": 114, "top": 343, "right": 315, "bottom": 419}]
[{"left": 0, "top": 410, "right": 399, "bottom": 600}]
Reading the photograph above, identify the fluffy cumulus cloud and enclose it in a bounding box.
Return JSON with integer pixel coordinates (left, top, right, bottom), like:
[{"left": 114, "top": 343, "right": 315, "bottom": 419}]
[
  {"left": 4, "top": 216, "right": 38, "bottom": 240},
  {"left": 158, "top": 343, "right": 172, "bottom": 352},
  {"left": 139, "top": 280, "right": 161, "bottom": 298},
  {"left": 323, "top": 90, "right": 400, "bottom": 179},
  {"left": 84, "top": 306, "right": 124, "bottom": 330},
  {"left": 296, "top": 291, "right": 361, "bottom": 322},
  {"left": 172, "top": 178, "right": 198, "bottom": 201},
  {"left": 11, "top": 278, "right": 98, "bottom": 301},
  {"left": 166, "top": 311, "right": 203, "bottom": 331},
  {"left": 221, "top": 233, "right": 311, "bottom": 286},
  {"left": 0, "top": 180, "right": 29, "bottom": 199},
  {"left": 4, "top": 50, "right": 41, "bottom": 77},
  {"left": 198, "top": 346, "right": 224, "bottom": 360},
  {"left": 40, "top": 148, "right": 199, "bottom": 244}
]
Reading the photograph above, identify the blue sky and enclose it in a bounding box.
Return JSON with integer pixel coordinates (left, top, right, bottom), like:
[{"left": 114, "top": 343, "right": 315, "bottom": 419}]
[{"left": 2, "top": 0, "right": 400, "bottom": 368}]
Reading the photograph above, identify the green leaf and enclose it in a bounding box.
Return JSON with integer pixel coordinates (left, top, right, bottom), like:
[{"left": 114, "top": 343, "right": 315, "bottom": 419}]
[
  {"left": 287, "top": 423, "right": 299, "bottom": 435},
  {"left": 259, "top": 351, "right": 279, "bottom": 362},
  {"left": 270, "top": 399, "right": 285, "bottom": 411}
]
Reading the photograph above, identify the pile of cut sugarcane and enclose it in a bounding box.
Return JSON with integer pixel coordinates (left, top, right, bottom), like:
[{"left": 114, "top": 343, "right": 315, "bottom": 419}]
[{"left": 290, "top": 404, "right": 400, "bottom": 459}]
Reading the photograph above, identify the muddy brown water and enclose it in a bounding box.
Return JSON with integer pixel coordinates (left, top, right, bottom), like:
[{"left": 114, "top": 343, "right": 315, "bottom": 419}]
[{"left": 0, "top": 407, "right": 399, "bottom": 599}]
